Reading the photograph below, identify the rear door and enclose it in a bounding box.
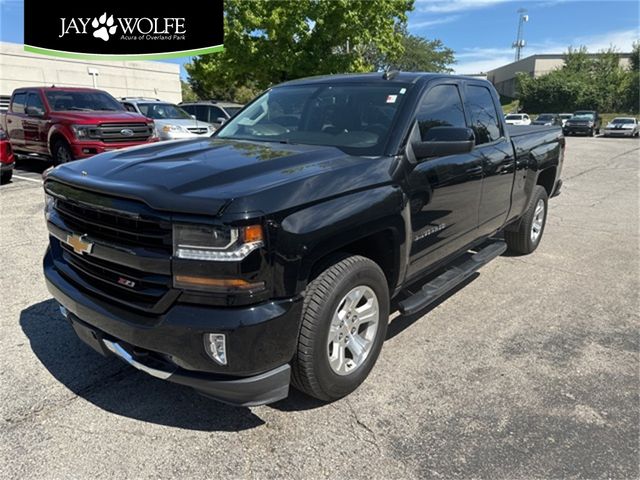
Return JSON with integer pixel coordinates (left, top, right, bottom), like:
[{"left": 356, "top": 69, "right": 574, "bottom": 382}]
[
  {"left": 23, "top": 91, "right": 49, "bottom": 155},
  {"left": 6, "top": 91, "right": 27, "bottom": 149},
  {"left": 404, "top": 81, "right": 484, "bottom": 279},
  {"left": 463, "top": 82, "right": 515, "bottom": 236}
]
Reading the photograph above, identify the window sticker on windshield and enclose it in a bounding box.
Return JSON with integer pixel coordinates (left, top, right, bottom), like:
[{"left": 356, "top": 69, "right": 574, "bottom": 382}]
[
  {"left": 399, "top": 88, "right": 406, "bottom": 94},
  {"left": 386, "top": 95, "right": 398, "bottom": 103}
]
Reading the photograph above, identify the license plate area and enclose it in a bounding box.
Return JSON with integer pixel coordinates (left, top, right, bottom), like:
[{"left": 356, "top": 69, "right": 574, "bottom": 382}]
[{"left": 69, "top": 316, "right": 111, "bottom": 357}]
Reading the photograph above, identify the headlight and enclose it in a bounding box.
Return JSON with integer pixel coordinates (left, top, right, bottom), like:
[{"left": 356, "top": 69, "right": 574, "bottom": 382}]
[
  {"left": 44, "top": 192, "right": 56, "bottom": 220},
  {"left": 162, "top": 124, "right": 188, "bottom": 134},
  {"left": 173, "top": 224, "right": 264, "bottom": 262},
  {"left": 71, "top": 124, "right": 98, "bottom": 139}
]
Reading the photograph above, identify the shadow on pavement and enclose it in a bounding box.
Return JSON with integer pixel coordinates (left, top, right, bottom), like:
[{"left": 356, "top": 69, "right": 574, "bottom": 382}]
[
  {"left": 20, "top": 299, "right": 267, "bottom": 431},
  {"left": 15, "top": 157, "right": 51, "bottom": 174}
]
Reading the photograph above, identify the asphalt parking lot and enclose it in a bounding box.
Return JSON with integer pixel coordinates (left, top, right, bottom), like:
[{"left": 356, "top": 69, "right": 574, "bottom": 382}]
[{"left": 1, "top": 136, "right": 638, "bottom": 479}]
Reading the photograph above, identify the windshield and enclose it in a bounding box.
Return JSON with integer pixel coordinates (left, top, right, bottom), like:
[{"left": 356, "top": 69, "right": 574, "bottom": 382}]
[
  {"left": 223, "top": 107, "right": 242, "bottom": 118},
  {"left": 45, "top": 90, "right": 124, "bottom": 112},
  {"left": 559, "top": 114, "right": 572, "bottom": 119},
  {"left": 138, "top": 103, "right": 192, "bottom": 120},
  {"left": 611, "top": 118, "right": 635, "bottom": 124},
  {"left": 572, "top": 112, "right": 595, "bottom": 120},
  {"left": 505, "top": 115, "right": 523, "bottom": 120},
  {"left": 215, "top": 83, "right": 412, "bottom": 155},
  {"left": 536, "top": 114, "right": 553, "bottom": 121}
]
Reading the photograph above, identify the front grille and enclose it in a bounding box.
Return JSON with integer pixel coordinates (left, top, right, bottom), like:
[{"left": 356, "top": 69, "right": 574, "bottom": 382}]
[
  {"left": 61, "top": 243, "right": 170, "bottom": 309},
  {"left": 186, "top": 127, "right": 209, "bottom": 135},
  {"left": 54, "top": 197, "right": 172, "bottom": 251},
  {"left": 97, "top": 123, "right": 152, "bottom": 143}
]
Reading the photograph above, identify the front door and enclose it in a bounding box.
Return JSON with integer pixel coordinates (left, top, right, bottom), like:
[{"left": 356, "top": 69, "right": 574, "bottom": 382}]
[{"left": 404, "top": 82, "right": 483, "bottom": 280}]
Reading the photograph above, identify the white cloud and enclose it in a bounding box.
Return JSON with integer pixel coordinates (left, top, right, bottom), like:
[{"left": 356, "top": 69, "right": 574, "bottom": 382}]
[
  {"left": 453, "top": 28, "right": 640, "bottom": 74},
  {"left": 415, "top": 0, "right": 511, "bottom": 14},
  {"left": 410, "top": 15, "right": 461, "bottom": 29}
]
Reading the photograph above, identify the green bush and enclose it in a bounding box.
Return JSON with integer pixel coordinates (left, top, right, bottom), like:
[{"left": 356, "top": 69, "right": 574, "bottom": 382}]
[{"left": 517, "top": 44, "right": 639, "bottom": 114}]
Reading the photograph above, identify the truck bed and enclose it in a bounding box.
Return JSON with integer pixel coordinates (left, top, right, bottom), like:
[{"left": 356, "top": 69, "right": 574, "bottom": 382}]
[{"left": 506, "top": 124, "right": 561, "bottom": 137}]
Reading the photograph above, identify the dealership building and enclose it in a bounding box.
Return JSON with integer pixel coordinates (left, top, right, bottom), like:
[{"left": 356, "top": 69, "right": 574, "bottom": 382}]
[
  {"left": 0, "top": 41, "right": 182, "bottom": 109},
  {"left": 487, "top": 52, "right": 633, "bottom": 99}
]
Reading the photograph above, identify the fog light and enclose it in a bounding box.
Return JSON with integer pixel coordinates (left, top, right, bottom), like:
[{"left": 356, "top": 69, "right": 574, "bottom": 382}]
[{"left": 204, "top": 333, "right": 227, "bottom": 365}]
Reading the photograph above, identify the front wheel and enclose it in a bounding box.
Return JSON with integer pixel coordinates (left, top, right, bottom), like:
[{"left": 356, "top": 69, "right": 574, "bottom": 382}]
[
  {"left": 52, "top": 140, "right": 74, "bottom": 165},
  {"left": 504, "top": 185, "right": 548, "bottom": 255},
  {"left": 291, "top": 255, "right": 389, "bottom": 401}
]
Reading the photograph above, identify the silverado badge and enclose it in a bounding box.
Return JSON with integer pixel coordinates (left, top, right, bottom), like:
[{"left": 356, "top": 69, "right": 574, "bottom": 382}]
[{"left": 66, "top": 234, "right": 93, "bottom": 255}]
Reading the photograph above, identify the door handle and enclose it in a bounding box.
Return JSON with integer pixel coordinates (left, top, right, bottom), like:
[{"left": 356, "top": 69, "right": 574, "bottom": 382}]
[
  {"left": 465, "top": 166, "right": 482, "bottom": 175},
  {"left": 7, "top": 119, "right": 12, "bottom": 123}
]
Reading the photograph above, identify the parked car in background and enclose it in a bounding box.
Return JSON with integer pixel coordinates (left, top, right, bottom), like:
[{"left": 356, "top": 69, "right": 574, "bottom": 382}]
[
  {"left": 563, "top": 110, "right": 601, "bottom": 136},
  {"left": 603, "top": 117, "right": 639, "bottom": 137},
  {"left": 559, "top": 113, "right": 573, "bottom": 126},
  {"left": 504, "top": 113, "right": 531, "bottom": 125},
  {"left": 5, "top": 87, "right": 157, "bottom": 165},
  {"left": 121, "top": 98, "right": 215, "bottom": 140},
  {"left": 532, "top": 113, "right": 561, "bottom": 126},
  {"left": 43, "top": 73, "right": 564, "bottom": 406},
  {"left": 0, "top": 127, "right": 14, "bottom": 184},
  {"left": 179, "top": 100, "right": 243, "bottom": 128}
]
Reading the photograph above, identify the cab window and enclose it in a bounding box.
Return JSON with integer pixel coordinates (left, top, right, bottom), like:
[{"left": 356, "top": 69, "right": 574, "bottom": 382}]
[
  {"left": 11, "top": 92, "right": 27, "bottom": 114},
  {"left": 465, "top": 85, "right": 501, "bottom": 144},
  {"left": 416, "top": 84, "right": 466, "bottom": 141}
]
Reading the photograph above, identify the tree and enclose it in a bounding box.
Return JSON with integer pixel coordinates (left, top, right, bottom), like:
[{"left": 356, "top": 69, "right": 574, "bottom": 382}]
[
  {"left": 376, "top": 28, "right": 454, "bottom": 72},
  {"left": 181, "top": 80, "right": 198, "bottom": 102},
  {"left": 186, "top": 0, "right": 415, "bottom": 102},
  {"left": 517, "top": 46, "right": 638, "bottom": 114}
]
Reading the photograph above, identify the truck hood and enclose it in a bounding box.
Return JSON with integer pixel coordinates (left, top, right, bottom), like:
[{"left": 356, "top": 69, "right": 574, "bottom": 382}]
[
  {"left": 46, "top": 138, "right": 393, "bottom": 217},
  {"left": 52, "top": 111, "right": 149, "bottom": 124}
]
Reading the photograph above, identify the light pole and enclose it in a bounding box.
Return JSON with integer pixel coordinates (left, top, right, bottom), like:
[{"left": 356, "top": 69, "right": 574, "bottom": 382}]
[{"left": 512, "top": 9, "right": 529, "bottom": 62}]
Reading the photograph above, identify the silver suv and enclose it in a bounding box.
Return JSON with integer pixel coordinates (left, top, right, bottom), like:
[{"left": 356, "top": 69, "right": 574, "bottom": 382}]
[
  {"left": 121, "top": 98, "right": 215, "bottom": 141},
  {"left": 179, "top": 101, "right": 243, "bottom": 128}
]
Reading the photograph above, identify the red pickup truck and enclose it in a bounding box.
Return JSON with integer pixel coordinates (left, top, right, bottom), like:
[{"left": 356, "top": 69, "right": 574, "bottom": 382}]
[{"left": 4, "top": 87, "right": 157, "bottom": 164}]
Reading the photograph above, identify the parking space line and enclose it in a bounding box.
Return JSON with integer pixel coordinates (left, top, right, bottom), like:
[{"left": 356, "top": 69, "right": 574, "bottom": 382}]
[{"left": 13, "top": 175, "right": 43, "bottom": 184}]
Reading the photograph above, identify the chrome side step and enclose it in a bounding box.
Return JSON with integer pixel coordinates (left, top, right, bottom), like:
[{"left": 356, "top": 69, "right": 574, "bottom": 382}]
[{"left": 398, "top": 241, "right": 507, "bottom": 316}]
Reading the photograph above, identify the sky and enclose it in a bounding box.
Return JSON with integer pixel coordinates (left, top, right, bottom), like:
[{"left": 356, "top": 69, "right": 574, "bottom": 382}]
[{"left": 1, "top": 0, "right": 639, "bottom": 77}]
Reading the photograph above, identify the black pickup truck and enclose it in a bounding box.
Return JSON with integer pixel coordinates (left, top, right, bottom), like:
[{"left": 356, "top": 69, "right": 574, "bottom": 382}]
[{"left": 43, "top": 73, "right": 564, "bottom": 406}]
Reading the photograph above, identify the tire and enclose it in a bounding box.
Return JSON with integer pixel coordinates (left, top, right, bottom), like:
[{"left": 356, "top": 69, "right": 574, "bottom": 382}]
[
  {"left": 291, "top": 255, "right": 390, "bottom": 401},
  {"left": 504, "top": 185, "right": 548, "bottom": 255},
  {"left": 52, "top": 140, "right": 74, "bottom": 165},
  {"left": 588, "top": 128, "right": 594, "bottom": 137},
  {"left": 0, "top": 169, "right": 12, "bottom": 184}
]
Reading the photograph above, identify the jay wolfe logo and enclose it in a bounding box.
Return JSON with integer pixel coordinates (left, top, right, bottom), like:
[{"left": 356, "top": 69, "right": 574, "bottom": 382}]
[
  {"left": 24, "top": 0, "right": 223, "bottom": 60},
  {"left": 59, "top": 13, "right": 187, "bottom": 42}
]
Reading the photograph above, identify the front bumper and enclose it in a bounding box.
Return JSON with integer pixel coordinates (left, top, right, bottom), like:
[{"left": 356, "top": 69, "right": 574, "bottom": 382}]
[
  {"left": 44, "top": 247, "right": 303, "bottom": 405},
  {"left": 563, "top": 125, "right": 593, "bottom": 135},
  {"left": 69, "top": 139, "right": 159, "bottom": 159},
  {"left": 604, "top": 129, "right": 635, "bottom": 137}
]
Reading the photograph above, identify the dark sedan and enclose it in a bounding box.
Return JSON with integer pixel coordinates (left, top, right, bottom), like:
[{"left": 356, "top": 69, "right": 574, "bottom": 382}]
[{"left": 532, "top": 113, "right": 561, "bottom": 126}]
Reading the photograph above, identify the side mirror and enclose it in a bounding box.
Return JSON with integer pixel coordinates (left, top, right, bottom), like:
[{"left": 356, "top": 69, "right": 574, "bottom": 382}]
[
  {"left": 26, "top": 106, "right": 45, "bottom": 118},
  {"left": 409, "top": 126, "right": 475, "bottom": 162},
  {"left": 216, "top": 116, "right": 227, "bottom": 125},
  {"left": 191, "top": 114, "right": 197, "bottom": 120}
]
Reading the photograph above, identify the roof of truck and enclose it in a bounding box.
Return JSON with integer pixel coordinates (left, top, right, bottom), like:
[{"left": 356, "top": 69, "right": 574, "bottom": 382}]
[{"left": 278, "top": 72, "right": 488, "bottom": 87}]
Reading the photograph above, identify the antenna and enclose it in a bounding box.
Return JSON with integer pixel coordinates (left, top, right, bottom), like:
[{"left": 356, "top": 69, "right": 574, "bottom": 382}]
[{"left": 511, "top": 8, "right": 529, "bottom": 62}]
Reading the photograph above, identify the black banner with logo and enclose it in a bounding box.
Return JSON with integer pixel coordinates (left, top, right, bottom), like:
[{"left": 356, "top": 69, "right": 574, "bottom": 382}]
[{"left": 24, "top": 0, "right": 224, "bottom": 60}]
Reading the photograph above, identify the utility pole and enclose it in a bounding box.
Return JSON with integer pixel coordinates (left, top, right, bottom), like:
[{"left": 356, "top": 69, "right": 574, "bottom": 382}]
[{"left": 511, "top": 8, "right": 529, "bottom": 62}]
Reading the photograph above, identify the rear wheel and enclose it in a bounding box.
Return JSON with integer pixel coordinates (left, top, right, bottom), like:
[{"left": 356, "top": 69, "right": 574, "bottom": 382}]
[
  {"left": 291, "top": 255, "right": 389, "bottom": 401},
  {"left": 52, "top": 140, "right": 73, "bottom": 165},
  {"left": 505, "top": 185, "right": 548, "bottom": 255},
  {"left": 588, "top": 128, "right": 594, "bottom": 137}
]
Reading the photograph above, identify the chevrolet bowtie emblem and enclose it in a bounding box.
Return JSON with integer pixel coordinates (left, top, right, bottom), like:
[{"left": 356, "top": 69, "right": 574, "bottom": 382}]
[{"left": 66, "top": 234, "right": 93, "bottom": 255}]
